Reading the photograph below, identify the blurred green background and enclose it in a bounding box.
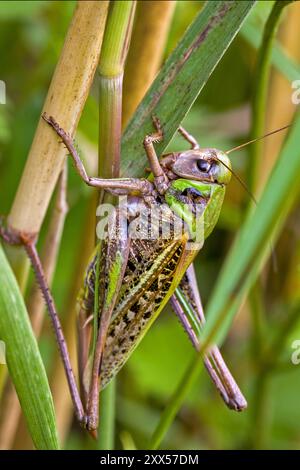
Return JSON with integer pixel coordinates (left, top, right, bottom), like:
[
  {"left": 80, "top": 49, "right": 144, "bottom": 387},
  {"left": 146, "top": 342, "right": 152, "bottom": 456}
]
[{"left": 0, "top": 0, "right": 300, "bottom": 450}]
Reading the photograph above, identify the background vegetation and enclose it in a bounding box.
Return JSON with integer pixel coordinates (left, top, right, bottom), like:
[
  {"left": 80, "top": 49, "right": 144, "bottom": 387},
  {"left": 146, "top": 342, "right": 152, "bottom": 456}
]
[{"left": 0, "top": 0, "right": 300, "bottom": 450}]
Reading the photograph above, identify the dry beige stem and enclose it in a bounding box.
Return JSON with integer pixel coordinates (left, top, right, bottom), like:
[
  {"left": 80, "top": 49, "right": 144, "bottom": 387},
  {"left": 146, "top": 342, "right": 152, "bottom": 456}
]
[
  {"left": 0, "top": 381, "right": 21, "bottom": 450},
  {"left": 8, "top": 1, "right": 109, "bottom": 235},
  {"left": 29, "top": 167, "right": 68, "bottom": 334},
  {"left": 122, "top": 1, "right": 176, "bottom": 128}
]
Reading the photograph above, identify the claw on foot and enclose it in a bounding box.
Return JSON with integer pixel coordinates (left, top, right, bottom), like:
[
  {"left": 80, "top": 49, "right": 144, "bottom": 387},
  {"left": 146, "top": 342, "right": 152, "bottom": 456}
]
[{"left": 151, "top": 114, "right": 164, "bottom": 139}]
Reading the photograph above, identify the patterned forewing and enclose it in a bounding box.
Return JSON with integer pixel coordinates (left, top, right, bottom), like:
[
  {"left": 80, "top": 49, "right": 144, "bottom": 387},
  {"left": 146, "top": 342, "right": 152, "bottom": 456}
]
[
  {"left": 78, "top": 196, "right": 201, "bottom": 389},
  {"left": 100, "top": 235, "right": 186, "bottom": 387}
]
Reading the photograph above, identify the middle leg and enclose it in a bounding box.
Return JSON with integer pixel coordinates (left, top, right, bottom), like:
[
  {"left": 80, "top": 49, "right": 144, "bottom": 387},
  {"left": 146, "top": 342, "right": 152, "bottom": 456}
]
[
  {"left": 178, "top": 126, "right": 200, "bottom": 149},
  {"left": 143, "top": 116, "right": 169, "bottom": 194}
]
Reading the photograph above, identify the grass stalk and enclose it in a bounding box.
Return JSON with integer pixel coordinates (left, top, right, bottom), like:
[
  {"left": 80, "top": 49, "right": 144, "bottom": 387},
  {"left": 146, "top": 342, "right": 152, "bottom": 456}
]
[
  {"left": 246, "top": 4, "right": 292, "bottom": 447},
  {"left": 248, "top": 0, "right": 292, "bottom": 195},
  {"left": 98, "top": 380, "right": 116, "bottom": 450},
  {"left": 98, "top": 1, "right": 136, "bottom": 178},
  {"left": 29, "top": 166, "right": 69, "bottom": 335},
  {"left": 122, "top": 1, "right": 176, "bottom": 127},
  {"left": 259, "top": 0, "right": 300, "bottom": 192},
  {"left": 249, "top": 280, "right": 267, "bottom": 358},
  {"left": 248, "top": 301, "right": 300, "bottom": 449},
  {"left": 148, "top": 359, "right": 203, "bottom": 449},
  {"left": 250, "top": 369, "right": 271, "bottom": 449},
  {"left": 97, "top": 0, "right": 136, "bottom": 450}
]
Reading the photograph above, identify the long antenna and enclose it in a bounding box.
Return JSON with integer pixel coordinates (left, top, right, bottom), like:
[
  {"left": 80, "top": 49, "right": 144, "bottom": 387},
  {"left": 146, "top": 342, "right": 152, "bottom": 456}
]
[
  {"left": 226, "top": 124, "right": 291, "bottom": 155},
  {"left": 214, "top": 157, "right": 258, "bottom": 205},
  {"left": 223, "top": 125, "right": 289, "bottom": 269}
]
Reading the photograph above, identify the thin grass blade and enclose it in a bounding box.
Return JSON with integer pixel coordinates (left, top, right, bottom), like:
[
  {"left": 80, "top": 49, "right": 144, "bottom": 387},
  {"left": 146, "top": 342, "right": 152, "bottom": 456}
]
[
  {"left": 121, "top": 0, "right": 256, "bottom": 176},
  {"left": 0, "top": 245, "right": 59, "bottom": 449}
]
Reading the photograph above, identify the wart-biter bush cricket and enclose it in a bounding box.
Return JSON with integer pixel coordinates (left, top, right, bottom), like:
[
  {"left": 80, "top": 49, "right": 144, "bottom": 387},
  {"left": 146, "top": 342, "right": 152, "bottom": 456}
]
[{"left": 0, "top": 113, "right": 289, "bottom": 435}]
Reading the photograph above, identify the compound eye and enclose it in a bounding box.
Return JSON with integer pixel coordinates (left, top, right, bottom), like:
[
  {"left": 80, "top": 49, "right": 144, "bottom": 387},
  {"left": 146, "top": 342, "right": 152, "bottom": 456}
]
[{"left": 196, "top": 159, "right": 211, "bottom": 172}]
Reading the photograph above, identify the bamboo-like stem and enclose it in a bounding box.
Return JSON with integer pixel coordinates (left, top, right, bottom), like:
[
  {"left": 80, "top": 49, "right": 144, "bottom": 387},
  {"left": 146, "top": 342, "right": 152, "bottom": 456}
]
[
  {"left": 2, "top": 4, "right": 109, "bottom": 408},
  {"left": 97, "top": 1, "right": 136, "bottom": 450},
  {"left": 98, "top": 75, "right": 123, "bottom": 180},
  {"left": 8, "top": 1, "right": 109, "bottom": 236},
  {"left": 122, "top": 1, "right": 176, "bottom": 128},
  {"left": 98, "top": 1, "right": 136, "bottom": 178}
]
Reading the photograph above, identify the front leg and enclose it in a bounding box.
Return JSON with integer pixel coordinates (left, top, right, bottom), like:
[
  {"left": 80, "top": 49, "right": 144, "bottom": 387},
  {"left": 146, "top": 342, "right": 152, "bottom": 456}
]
[{"left": 42, "top": 113, "right": 154, "bottom": 197}]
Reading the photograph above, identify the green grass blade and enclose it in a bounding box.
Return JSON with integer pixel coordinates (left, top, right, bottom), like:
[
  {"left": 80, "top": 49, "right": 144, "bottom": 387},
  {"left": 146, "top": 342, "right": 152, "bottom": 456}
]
[
  {"left": 98, "top": 380, "right": 116, "bottom": 450},
  {"left": 241, "top": 19, "right": 300, "bottom": 82},
  {"left": 121, "top": 0, "right": 256, "bottom": 176},
  {"left": 248, "top": 0, "right": 292, "bottom": 192},
  {"left": 0, "top": 245, "right": 59, "bottom": 449},
  {"left": 149, "top": 359, "right": 204, "bottom": 450}
]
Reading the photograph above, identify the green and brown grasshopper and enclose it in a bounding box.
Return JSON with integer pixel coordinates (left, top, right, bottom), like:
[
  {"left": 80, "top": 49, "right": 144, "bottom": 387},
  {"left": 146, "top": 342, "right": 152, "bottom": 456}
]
[
  {"left": 5, "top": 114, "right": 289, "bottom": 434},
  {"left": 43, "top": 113, "right": 246, "bottom": 432}
]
